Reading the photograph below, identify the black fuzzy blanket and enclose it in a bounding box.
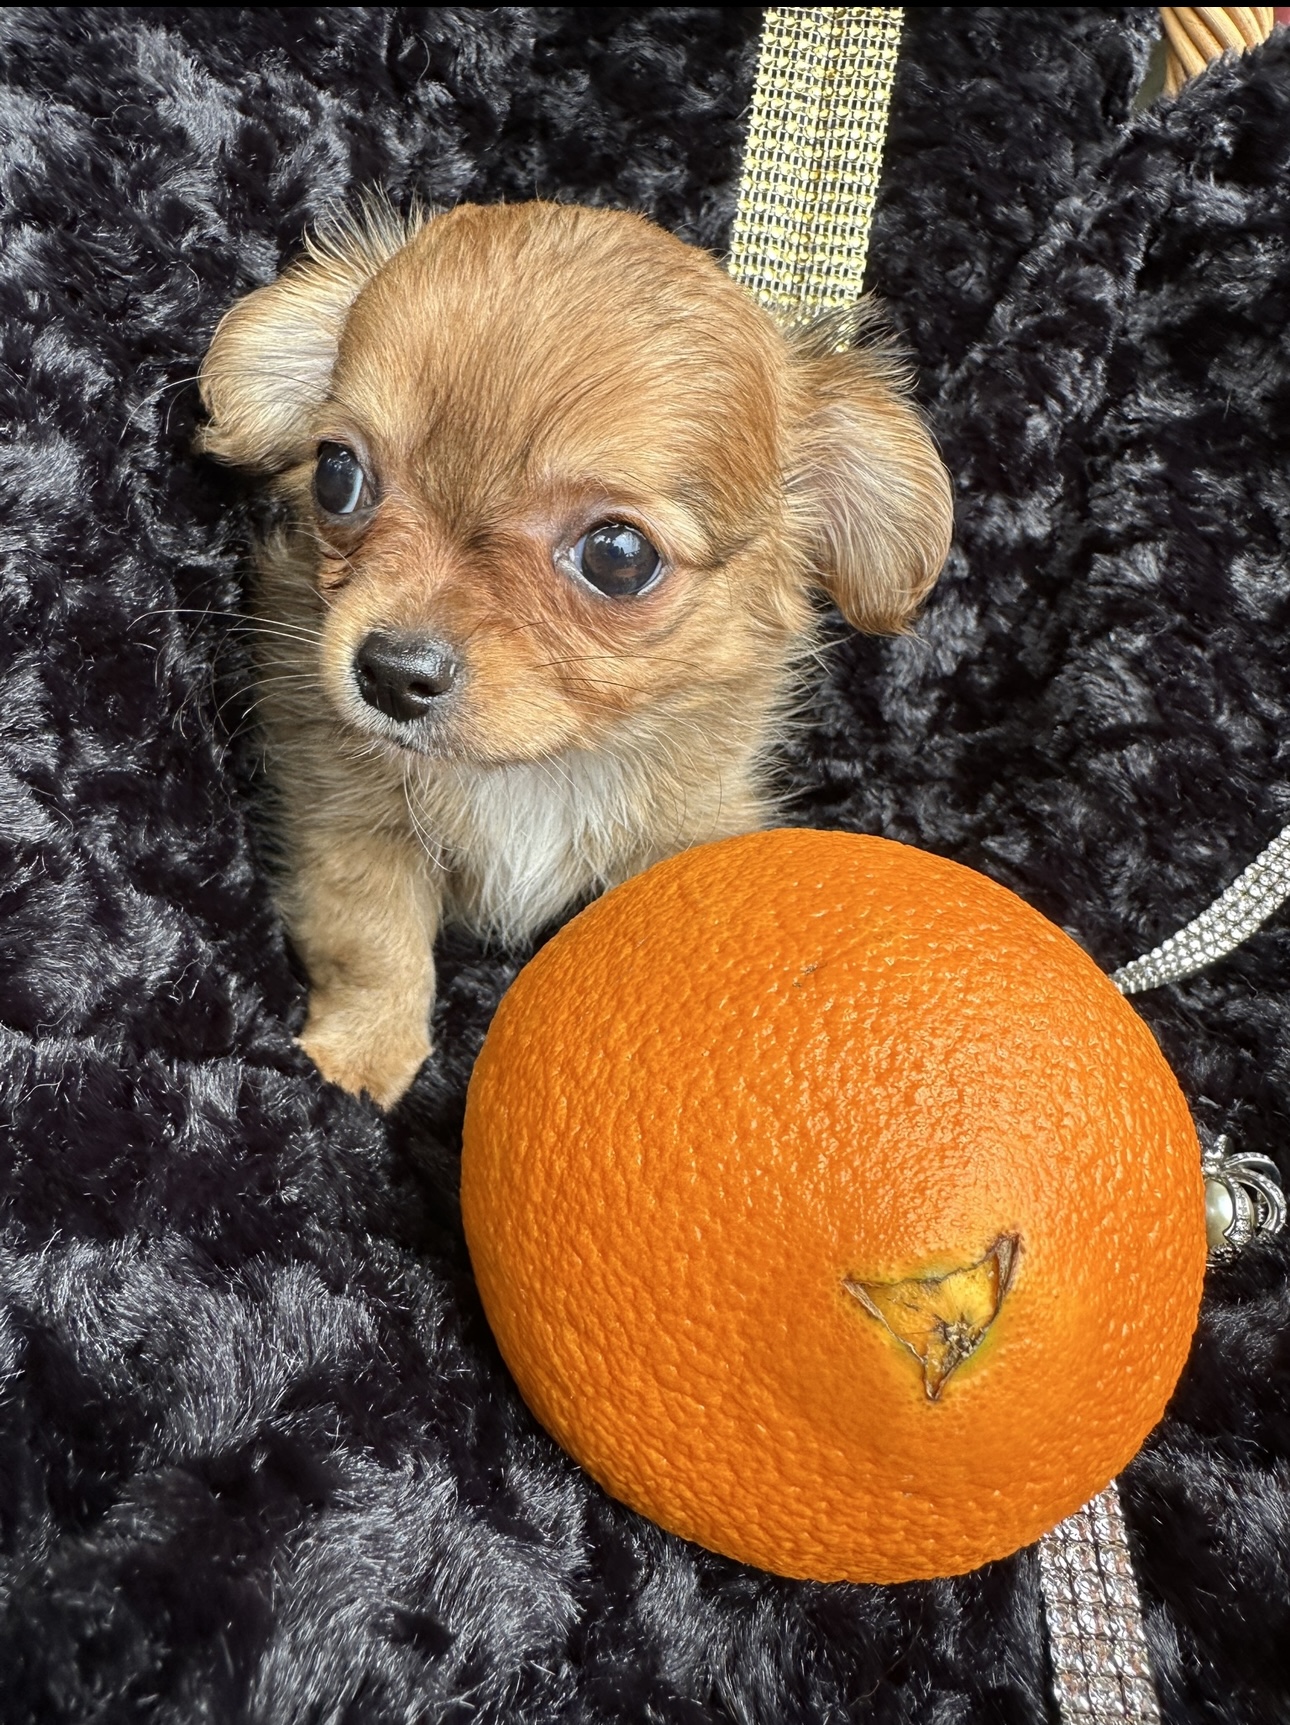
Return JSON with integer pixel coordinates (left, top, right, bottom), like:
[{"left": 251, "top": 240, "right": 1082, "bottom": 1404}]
[{"left": 2, "top": 8, "right": 1288, "bottom": 1721}]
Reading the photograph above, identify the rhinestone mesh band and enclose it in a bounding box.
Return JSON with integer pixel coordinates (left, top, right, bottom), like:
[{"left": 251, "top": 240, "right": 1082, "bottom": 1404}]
[
  {"left": 1038, "top": 1487, "right": 1162, "bottom": 1724},
  {"left": 1112, "top": 821, "right": 1290, "bottom": 993},
  {"left": 1032, "top": 824, "right": 1290, "bottom": 1721},
  {"left": 726, "top": 7, "right": 904, "bottom": 322}
]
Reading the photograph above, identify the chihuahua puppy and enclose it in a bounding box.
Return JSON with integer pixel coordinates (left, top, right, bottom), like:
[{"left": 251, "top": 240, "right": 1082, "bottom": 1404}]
[{"left": 199, "top": 201, "right": 952, "bottom": 1107}]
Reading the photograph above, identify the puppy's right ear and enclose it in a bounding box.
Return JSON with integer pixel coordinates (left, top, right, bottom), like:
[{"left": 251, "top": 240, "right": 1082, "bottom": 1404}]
[{"left": 198, "top": 212, "right": 412, "bottom": 471}]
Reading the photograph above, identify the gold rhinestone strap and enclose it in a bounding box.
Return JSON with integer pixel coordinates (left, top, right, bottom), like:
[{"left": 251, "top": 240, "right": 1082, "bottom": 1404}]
[{"left": 727, "top": 7, "right": 904, "bottom": 321}]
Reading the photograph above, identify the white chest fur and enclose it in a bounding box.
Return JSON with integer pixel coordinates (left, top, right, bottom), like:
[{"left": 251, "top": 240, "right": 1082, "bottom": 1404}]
[{"left": 412, "top": 749, "right": 667, "bottom": 945}]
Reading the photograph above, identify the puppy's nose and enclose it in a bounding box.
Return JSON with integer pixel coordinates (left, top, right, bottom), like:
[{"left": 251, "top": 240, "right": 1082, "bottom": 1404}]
[{"left": 353, "top": 631, "right": 460, "bottom": 722}]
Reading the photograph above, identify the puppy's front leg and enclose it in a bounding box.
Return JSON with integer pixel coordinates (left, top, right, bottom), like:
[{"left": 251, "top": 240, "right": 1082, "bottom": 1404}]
[{"left": 289, "top": 826, "right": 441, "bottom": 1109}]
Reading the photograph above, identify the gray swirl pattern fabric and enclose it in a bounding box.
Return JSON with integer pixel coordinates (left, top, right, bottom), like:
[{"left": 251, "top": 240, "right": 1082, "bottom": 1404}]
[{"left": 0, "top": 9, "right": 1287, "bottom": 1722}]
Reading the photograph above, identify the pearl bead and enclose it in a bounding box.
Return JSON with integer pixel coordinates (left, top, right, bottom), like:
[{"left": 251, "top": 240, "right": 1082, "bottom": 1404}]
[{"left": 1205, "top": 1178, "right": 1235, "bottom": 1250}]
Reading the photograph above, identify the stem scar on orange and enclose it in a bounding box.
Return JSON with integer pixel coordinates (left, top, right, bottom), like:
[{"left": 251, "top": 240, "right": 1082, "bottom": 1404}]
[{"left": 461, "top": 829, "right": 1207, "bottom": 1583}]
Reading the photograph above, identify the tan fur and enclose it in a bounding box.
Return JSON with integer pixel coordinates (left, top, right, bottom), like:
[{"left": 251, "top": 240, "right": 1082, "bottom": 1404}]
[{"left": 198, "top": 201, "right": 952, "bottom": 1107}]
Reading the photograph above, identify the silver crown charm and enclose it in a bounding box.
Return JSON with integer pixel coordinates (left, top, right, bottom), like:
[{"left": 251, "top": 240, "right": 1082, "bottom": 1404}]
[{"left": 1202, "top": 1134, "right": 1287, "bottom": 1255}]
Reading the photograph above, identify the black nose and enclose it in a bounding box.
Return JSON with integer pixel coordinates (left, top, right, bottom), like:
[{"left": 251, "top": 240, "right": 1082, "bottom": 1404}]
[{"left": 353, "top": 631, "right": 460, "bottom": 723}]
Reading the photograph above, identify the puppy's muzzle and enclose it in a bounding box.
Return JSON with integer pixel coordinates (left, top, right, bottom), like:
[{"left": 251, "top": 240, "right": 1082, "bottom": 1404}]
[{"left": 354, "top": 631, "right": 461, "bottom": 724}]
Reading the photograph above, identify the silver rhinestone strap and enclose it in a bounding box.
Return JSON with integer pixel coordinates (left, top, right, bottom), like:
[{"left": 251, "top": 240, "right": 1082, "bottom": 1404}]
[
  {"left": 1037, "top": 823, "right": 1290, "bottom": 1720},
  {"left": 1038, "top": 1485, "right": 1162, "bottom": 1724},
  {"left": 1111, "top": 821, "right": 1290, "bottom": 994}
]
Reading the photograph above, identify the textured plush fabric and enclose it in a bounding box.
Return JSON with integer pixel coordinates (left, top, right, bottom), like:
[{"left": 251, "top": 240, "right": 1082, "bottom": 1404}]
[{"left": 1, "top": 7, "right": 1287, "bottom": 1721}]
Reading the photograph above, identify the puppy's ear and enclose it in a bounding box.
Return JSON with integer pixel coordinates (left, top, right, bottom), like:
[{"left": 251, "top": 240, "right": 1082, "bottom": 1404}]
[
  {"left": 197, "top": 207, "right": 415, "bottom": 471},
  {"left": 786, "top": 309, "right": 953, "bottom": 633}
]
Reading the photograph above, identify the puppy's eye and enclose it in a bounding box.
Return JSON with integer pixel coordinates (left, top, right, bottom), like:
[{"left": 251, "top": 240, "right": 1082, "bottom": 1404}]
[
  {"left": 572, "top": 523, "right": 661, "bottom": 598},
  {"left": 314, "top": 443, "right": 372, "bottom": 516}
]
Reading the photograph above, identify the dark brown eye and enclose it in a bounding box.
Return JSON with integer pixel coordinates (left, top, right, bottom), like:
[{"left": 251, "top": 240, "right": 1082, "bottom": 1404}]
[
  {"left": 573, "top": 523, "right": 661, "bottom": 597},
  {"left": 314, "top": 443, "right": 371, "bottom": 516}
]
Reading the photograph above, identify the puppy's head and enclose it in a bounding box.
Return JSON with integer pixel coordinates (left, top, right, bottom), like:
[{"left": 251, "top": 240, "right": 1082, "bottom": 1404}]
[{"left": 200, "top": 202, "right": 951, "bottom": 766}]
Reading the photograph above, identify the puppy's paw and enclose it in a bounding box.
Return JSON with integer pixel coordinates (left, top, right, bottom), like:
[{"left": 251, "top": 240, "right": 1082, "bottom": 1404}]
[{"left": 299, "top": 1004, "right": 430, "bottom": 1110}]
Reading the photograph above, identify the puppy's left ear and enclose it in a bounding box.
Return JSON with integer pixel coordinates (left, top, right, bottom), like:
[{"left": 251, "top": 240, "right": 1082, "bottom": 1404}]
[{"left": 786, "top": 314, "right": 953, "bottom": 633}]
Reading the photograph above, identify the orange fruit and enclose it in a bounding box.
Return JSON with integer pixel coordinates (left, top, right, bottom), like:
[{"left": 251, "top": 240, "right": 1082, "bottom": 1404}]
[{"left": 461, "top": 829, "right": 1207, "bottom": 1583}]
